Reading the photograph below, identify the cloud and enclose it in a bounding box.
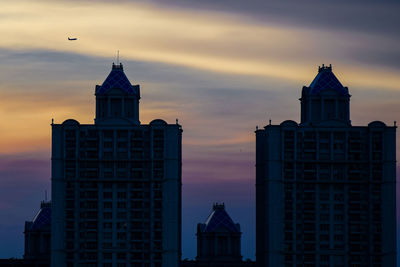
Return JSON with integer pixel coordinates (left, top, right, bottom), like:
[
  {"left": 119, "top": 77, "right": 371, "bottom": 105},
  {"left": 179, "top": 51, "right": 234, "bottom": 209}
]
[
  {"left": 349, "top": 45, "right": 400, "bottom": 70},
  {"left": 0, "top": 48, "right": 300, "bottom": 154},
  {"left": 151, "top": 0, "right": 400, "bottom": 38},
  {"left": 0, "top": 1, "right": 399, "bottom": 90}
]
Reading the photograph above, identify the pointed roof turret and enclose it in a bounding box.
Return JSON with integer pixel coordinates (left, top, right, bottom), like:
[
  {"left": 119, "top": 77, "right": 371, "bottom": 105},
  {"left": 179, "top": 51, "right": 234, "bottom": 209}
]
[
  {"left": 308, "top": 64, "right": 348, "bottom": 95},
  {"left": 27, "top": 201, "right": 51, "bottom": 231},
  {"left": 94, "top": 63, "right": 141, "bottom": 125},
  {"left": 199, "top": 203, "right": 240, "bottom": 233},
  {"left": 300, "top": 65, "right": 351, "bottom": 126},
  {"left": 95, "top": 63, "right": 139, "bottom": 96},
  {"left": 196, "top": 203, "right": 242, "bottom": 262}
]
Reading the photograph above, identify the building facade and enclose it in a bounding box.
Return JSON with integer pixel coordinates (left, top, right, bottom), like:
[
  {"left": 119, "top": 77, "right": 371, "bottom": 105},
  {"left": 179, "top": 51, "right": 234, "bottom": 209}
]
[
  {"left": 256, "top": 65, "right": 397, "bottom": 267},
  {"left": 51, "top": 63, "right": 182, "bottom": 267}
]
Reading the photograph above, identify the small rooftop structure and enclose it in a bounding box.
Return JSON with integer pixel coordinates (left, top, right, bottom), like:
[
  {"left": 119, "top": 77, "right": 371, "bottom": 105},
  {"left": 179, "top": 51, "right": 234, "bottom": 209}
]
[
  {"left": 95, "top": 63, "right": 140, "bottom": 96},
  {"left": 94, "top": 63, "right": 141, "bottom": 125},
  {"left": 25, "top": 201, "right": 51, "bottom": 231},
  {"left": 300, "top": 65, "right": 351, "bottom": 126},
  {"left": 200, "top": 203, "right": 240, "bottom": 233},
  {"left": 308, "top": 64, "right": 348, "bottom": 96},
  {"left": 197, "top": 203, "right": 242, "bottom": 263},
  {"left": 24, "top": 201, "right": 51, "bottom": 262}
]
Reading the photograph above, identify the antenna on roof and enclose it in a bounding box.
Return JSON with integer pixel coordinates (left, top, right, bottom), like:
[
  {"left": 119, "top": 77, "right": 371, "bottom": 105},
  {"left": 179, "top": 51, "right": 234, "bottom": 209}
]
[
  {"left": 117, "top": 50, "right": 120, "bottom": 65},
  {"left": 45, "top": 190, "right": 47, "bottom": 202}
]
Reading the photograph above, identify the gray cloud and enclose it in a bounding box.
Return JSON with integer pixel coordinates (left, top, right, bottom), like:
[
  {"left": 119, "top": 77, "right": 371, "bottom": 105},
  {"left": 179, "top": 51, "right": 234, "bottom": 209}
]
[
  {"left": 64, "top": 0, "right": 400, "bottom": 39},
  {"left": 348, "top": 45, "right": 400, "bottom": 70},
  {"left": 150, "top": 0, "right": 400, "bottom": 39}
]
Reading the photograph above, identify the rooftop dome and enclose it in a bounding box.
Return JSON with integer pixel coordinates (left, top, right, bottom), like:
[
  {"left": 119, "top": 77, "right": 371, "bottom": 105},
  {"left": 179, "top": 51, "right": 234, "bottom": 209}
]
[
  {"left": 95, "top": 63, "right": 139, "bottom": 95},
  {"left": 199, "top": 203, "right": 240, "bottom": 233},
  {"left": 308, "top": 64, "right": 348, "bottom": 95}
]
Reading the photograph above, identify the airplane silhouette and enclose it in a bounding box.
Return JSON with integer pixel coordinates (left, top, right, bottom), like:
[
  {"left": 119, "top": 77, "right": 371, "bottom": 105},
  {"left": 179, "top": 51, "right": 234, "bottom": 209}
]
[{"left": 68, "top": 37, "right": 77, "bottom": 41}]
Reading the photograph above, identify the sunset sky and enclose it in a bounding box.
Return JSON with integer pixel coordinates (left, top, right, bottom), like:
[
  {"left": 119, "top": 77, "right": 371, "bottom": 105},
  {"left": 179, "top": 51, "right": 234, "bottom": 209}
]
[{"left": 1, "top": 0, "right": 400, "bottom": 259}]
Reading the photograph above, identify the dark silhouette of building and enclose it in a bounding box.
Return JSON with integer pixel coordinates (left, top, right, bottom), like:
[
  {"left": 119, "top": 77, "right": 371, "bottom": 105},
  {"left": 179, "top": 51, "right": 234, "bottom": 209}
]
[
  {"left": 197, "top": 203, "right": 241, "bottom": 263},
  {"left": 182, "top": 203, "right": 255, "bottom": 267},
  {"left": 24, "top": 201, "right": 51, "bottom": 262},
  {"left": 0, "top": 201, "right": 52, "bottom": 266},
  {"left": 256, "top": 65, "right": 397, "bottom": 266},
  {"left": 51, "top": 63, "right": 182, "bottom": 267}
]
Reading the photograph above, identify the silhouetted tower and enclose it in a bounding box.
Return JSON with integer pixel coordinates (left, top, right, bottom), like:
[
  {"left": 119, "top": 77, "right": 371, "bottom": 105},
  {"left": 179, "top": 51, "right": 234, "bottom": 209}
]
[
  {"left": 256, "top": 65, "right": 396, "bottom": 267},
  {"left": 300, "top": 64, "right": 351, "bottom": 126},
  {"left": 24, "top": 201, "right": 51, "bottom": 262},
  {"left": 51, "top": 63, "right": 182, "bottom": 267},
  {"left": 95, "top": 63, "right": 140, "bottom": 125},
  {"left": 197, "top": 203, "right": 242, "bottom": 263}
]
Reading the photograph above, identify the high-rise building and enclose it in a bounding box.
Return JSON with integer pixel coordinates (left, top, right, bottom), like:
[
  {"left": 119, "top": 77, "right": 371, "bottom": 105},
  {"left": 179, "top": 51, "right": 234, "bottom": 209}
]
[
  {"left": 51, "top": 63, "right": 182, "bottom": 267},
  {"left": 256, "top": 65, "right": 397, "bottom": 267}
]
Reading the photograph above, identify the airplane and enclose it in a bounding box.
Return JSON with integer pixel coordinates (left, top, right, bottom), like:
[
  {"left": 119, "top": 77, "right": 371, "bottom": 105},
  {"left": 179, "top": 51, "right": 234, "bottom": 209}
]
[{"left": 68, "top": 37, "right": 77, "bottom": 41}]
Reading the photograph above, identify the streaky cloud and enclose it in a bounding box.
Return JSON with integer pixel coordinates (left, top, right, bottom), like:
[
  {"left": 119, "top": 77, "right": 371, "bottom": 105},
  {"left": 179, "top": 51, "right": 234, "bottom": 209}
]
[{"left": 0, "top": 1, "right": 399, "bottom": 90}]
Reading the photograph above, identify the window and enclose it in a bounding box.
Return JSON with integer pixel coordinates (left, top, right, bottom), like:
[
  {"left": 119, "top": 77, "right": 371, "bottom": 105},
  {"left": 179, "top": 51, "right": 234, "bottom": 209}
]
[
  {"left": 334, "top": 224, "right": 344, "bottom": 231},
  {"left": 320, "top": 234, "right": 329, "bottom": 241},
  {"left": 334, "top": 234, "right": 344, "bottom": 241},
  {"left": 111, "top": 98, "right": 122, "bottom": 117},
  {"left": 320, "top": 214, "right": 329, "bottom": 221},
  {"left": 320, "top": 224, "right": 329, "bottom": 231},
  {"left": 117, "top": 212, "right": 126, "bottom": 219},
  {"left": 103, "top": 222, "right": 112, "bottom": 229},
  {"left": 104, "top": 192, "right": 113, "bottom": 199},
  {"left": 103, "top": 253, "right": 112, "bottom": 260},
  {"left": 319, "top": 193, "right": 330, "bottom": 201},
  {"left": 117, "top": 192, "right": 127, "bottom": 199},
  {"left": 334, "top": 214, "right": 344, "bottom": 221},
  {"left": 103, "top": 182, "right": 112, "bottom": 188},
  {"left": 104, "top": 141, "right": 113, "bottom": 148},
  {"left": 334, "top": 194, "right": 344, "bottom": 201},
  {"left": 103, "top": 232, "right": 112, "bottom": 239},
  {"left": 103, "top": 152, "right": 113, "bottom": 160},
  {"left": 117, "top": 202, "right": 126, "bottom": 209},
  {"left": 334, "top": 204, "right": 344, "bottom": 210},
  {"left": 103, "top": 242, "right": 112, "bottom": 248},
  {"left": 103, "top": 212, "right": 112, "bottom": 219},
  {"left": 117, "top": 232, "right": 126, "bottom": 240},
  {"left": 320, "top": 255, "right": 329, "bottom": 262}
]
